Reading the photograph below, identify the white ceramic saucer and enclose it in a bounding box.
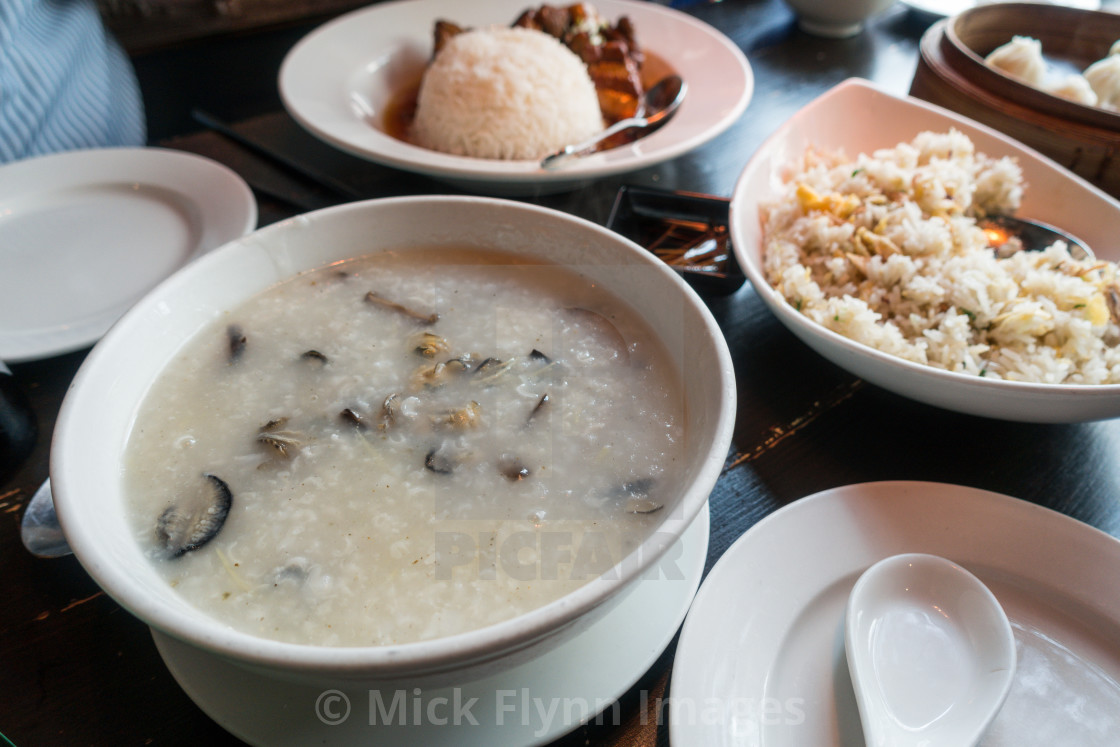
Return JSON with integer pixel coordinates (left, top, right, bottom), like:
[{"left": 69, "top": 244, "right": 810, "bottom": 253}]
[
  {"left": 670, "top": 481, "right": 1120, "bottom": 746},
  {"left": 0, "top": 147, "right": 256, "bottom": 362},
  {"left": 152, "top": 501, "right": 709, "bottom": 746}
]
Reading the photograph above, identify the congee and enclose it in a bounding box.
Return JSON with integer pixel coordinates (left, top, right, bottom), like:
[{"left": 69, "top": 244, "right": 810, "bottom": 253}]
[{"left": 123, "top": 247, "right": 686, "bottom": 646}]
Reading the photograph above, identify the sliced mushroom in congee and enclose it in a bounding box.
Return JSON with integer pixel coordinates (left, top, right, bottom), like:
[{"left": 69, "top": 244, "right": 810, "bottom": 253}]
[
  {"left": 155, "top": 473, "right": 232, "bottom": 558},
  {"left": 122, "top": 247, "right": 686, "bottom": 647}
]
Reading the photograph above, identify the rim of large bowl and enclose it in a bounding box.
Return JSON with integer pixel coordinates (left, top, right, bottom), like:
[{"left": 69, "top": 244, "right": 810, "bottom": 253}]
[{"left": 51, "top": 195, "right": 737, "bottom": 675}]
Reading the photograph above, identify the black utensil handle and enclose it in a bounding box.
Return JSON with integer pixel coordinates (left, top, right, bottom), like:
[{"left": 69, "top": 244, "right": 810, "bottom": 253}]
[
  {"left": 0, "top": 362, "right": 38, "bottom": 484},
  {"left": 190, "top": 109, "right": 364, "bottom": 202}
]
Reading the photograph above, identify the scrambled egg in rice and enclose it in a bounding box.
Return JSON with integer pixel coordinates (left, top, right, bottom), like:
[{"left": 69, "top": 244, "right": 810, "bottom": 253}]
[{"left": 762, "top": 129, "right": 1120, "bottom": 384}]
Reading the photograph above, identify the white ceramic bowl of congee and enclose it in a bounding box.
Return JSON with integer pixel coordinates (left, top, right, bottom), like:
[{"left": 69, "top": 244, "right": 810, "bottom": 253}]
[{"left": 50, "top": 196, "right": 736, "bottom": 691}]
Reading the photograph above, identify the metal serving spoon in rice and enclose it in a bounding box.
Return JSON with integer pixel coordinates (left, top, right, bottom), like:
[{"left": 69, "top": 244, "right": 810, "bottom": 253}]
[
  {"left": 979, "top": 214, "right": 1094, "bottom": 260},
  {"left": 981, "top": 216, "right": 1118, "bottom": 323}
]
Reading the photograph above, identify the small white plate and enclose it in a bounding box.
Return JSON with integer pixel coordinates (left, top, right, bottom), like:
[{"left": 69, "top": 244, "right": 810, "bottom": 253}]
[
  {"left": 670, "top": 481, "right": 1120, "bottom": 746},
  {"left": 278, "top": 0, "right": 752, "bottom": 195},
  {"left": 729, "top": 78, "right": 1120, "bottom": 422},
  {"left": 903, "top": 0, "right": 1099, "bottom": 17},
  {"left": 152, "top": 501, "right": 709, "bottom": 746},
  {"left": 0, "top": 147, "right": 256, "bottom": 362}
]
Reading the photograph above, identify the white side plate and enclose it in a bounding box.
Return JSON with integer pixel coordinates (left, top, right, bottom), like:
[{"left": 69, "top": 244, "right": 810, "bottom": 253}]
[
  {"left": 0, "top": 147, "right": 256, "bottom": 362},
  {"left": 671, "top": 481, "right": 1120, "bottom": 746}
]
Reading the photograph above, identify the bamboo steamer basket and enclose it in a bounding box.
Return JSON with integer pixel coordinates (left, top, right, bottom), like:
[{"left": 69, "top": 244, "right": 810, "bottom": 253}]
[{"left": 910, "top": 3, "right": 1120, "bottom": 198}]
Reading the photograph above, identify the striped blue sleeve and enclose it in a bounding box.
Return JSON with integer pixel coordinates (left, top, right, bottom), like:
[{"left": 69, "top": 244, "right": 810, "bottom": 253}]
[{"left": 0, "top": 0, "right": 146, "bottom": 163}]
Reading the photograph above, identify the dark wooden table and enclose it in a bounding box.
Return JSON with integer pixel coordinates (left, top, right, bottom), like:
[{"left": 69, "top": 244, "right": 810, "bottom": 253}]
[{"left": 3, "top": 1, "right": 1119, "bottom": 744}]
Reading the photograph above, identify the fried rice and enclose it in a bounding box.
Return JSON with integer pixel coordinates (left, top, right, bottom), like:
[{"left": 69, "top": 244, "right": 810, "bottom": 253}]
[{"left": 762, "top": 129, "right": 1120, "bottom": 384}]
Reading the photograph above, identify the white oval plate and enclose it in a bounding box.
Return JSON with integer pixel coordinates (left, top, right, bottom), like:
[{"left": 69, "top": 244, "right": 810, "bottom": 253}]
[
  {"left": 278, "top": 0, "right": 753, "bottom": 196},
  {"left": 152, "top": 502, "right": 708, "bottom": 746},
  {"left": 729, "top": 78, "right": 1120, "bottom": 422},
  {"left": 0, "top": 147, "right": 256, "bottom": 362},
  {"left": 670, "top": 481, "right": 1120, "bottom": 746}
]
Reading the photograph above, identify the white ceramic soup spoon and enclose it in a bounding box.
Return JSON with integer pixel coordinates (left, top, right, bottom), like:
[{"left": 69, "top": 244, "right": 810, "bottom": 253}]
[{"left": 845, "top": 553, "right": 1016, "bottom": 747}]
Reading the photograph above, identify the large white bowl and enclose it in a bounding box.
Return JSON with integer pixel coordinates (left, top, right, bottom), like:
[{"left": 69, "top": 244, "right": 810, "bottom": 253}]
[
  {"left": 50, "top": 196, "right": 736, "bottom": 689},
  {"left": 730, "top": 78, "right": 1120, "bottom": 423},
  {"left": 278, "top": 0, "right": 753, "bottom": 195}
]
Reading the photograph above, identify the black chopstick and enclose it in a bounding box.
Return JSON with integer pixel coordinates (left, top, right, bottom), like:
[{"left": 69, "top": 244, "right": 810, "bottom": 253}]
[
  {"left": 239, "top": 175, "right": 334, "bottom": 213},
  {"left": 190, "top": 109, "right": 365, "bottom": 202}
]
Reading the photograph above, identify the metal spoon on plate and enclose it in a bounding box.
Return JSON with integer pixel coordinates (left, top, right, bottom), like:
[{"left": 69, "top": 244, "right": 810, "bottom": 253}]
[
  {"left": 845, "top": 553, "right": 1016, "bottom": 747},
  {"left": 540, "top": 74, "right": 687, "bottom": 170},
  {"left": 21, "top": 478, "right": 69, "bottom": 558}
]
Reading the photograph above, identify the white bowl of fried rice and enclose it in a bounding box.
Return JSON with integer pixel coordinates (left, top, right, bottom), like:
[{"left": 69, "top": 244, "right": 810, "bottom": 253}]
[{"left": 730, "top": 77, "right": 1120, "bottom": 422}]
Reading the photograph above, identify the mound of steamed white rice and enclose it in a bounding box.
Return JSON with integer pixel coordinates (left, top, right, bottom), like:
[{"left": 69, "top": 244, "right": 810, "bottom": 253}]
[
  {"left": 411, "top": 26, "right": 604, "bottom": 161},
  {"left": 763, "top": 129, "right": 1120, "bottom": 384}
]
